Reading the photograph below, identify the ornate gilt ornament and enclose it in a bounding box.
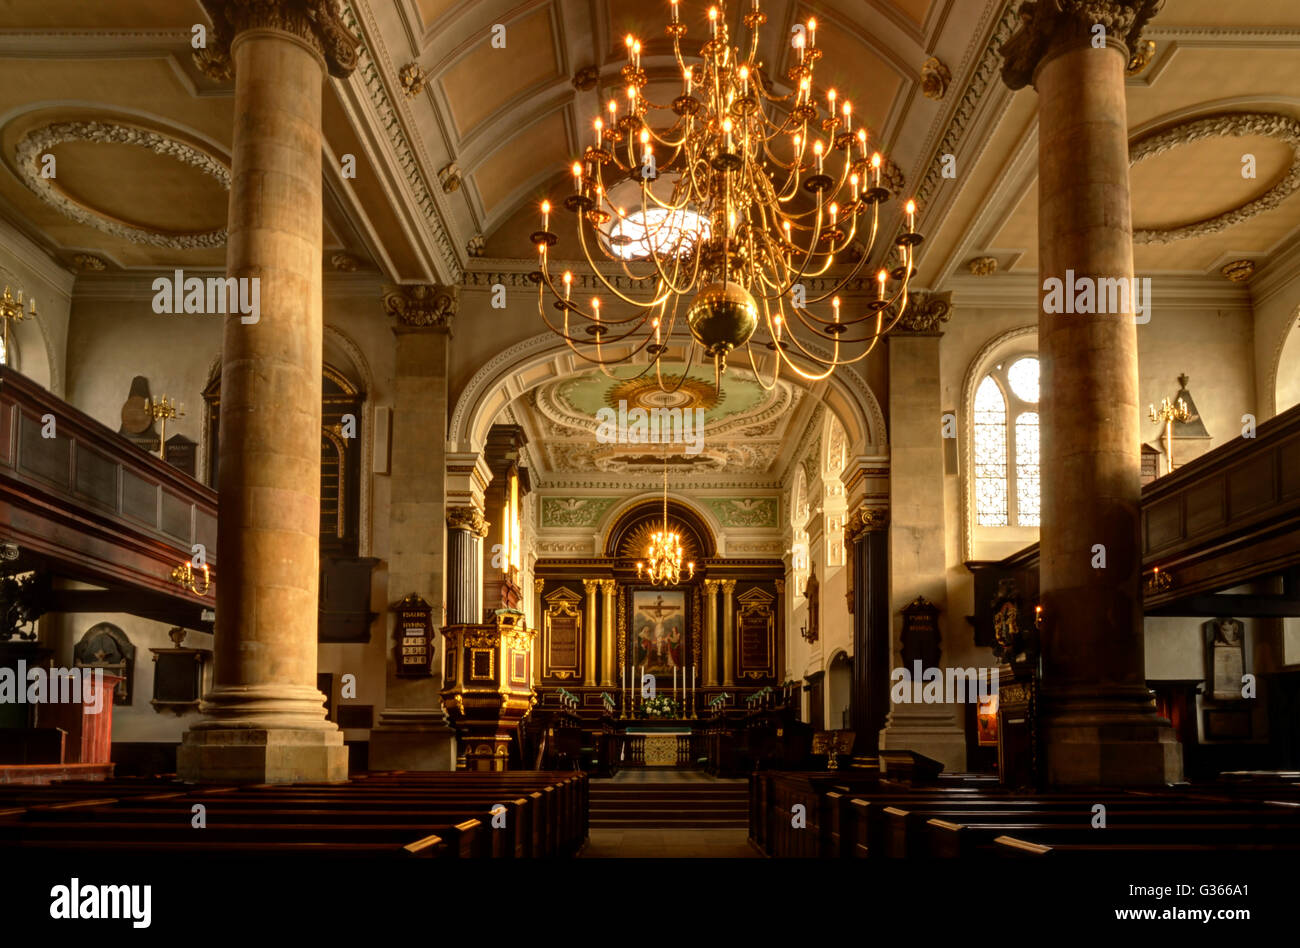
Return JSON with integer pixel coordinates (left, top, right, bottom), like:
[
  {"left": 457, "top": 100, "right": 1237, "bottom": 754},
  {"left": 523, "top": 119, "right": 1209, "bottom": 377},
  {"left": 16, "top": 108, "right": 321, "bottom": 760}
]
[
  {"left": 467, "top": 234, "right": 485, "bottom": 258},
  {"left": 16, "top": 122, "right": 230, "bottom": 250},
  {"left": 398, "top": 62, "right": 428, "bottom": 97},
  {"left": 447, "top": 505, "right": 490, "bottom": 538},
  {"left": 572, "top": 65, "right": 600, "bottom": 91},
  {"left": 1126, "top": 38, "right": 1156, "bottom": 75},
  {"left": 1221, "top": 259, "right": 1256, "bottom": 282},
  {"left": 1130, "top": 113, "right": 1300, "bottom": 245},
  {"left": 892, "top": 290, "right": 953, "bottom": 334},
  {"left": 1001, "top": 0, "right": 1164, "bottom": 90},
  {"left": 383, "top": 283, "right": 457, "bottom": 328},
  {"left": 438, "top": 162, "right": 462, "bottom": 194},
  {"left": 921, "top": 57, "right": 951, "bottom": 100},
  {"left": 72, "top": 253, "right": 107, "bottom": 272},
  {"left": 330, "top": 251, "right": 360, "bottom": 272},
  {"left": 196, "top": 0, "right": 360, "bottom": 79},
  {"left": 967, "top": 255, "right": 998, "bottom": 276}
]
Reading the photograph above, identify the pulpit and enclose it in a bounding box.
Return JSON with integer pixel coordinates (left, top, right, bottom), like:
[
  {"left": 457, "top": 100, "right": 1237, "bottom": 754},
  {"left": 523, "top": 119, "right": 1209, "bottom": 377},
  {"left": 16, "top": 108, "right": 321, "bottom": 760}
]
[
  {"left": 441, "top": 608, "right": 537, "bottom": 771},
  {"left": 38, "top": 671, "right": 124, "bottom": 765}
]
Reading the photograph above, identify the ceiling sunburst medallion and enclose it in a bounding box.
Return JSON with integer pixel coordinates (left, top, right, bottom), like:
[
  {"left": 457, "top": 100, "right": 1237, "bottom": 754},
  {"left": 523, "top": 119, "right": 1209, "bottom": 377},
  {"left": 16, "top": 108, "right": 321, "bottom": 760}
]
[{"left": 605, "top": 373, "right": 722, "bottom": 415}]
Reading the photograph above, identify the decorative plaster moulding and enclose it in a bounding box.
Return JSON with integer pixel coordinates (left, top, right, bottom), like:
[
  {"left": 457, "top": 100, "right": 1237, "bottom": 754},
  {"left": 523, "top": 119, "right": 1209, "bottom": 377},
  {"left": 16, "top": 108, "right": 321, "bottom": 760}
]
[
  {"left": 1130, "top": 112, "right": 1300, "bottom": 245},
  {"left": 15, "top": 121, "right": 230, "bottom": 250}
]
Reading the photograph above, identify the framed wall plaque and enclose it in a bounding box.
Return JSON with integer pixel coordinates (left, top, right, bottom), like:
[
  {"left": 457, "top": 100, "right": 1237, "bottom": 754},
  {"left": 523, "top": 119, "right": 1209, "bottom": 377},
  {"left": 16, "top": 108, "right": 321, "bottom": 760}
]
[
  {"left": 395, "top": 594, "right": 433, "bottom": 677},
  {"left": 736, "top": 586, "right": 776, "bottom": 679},
  {"left": 543, "top": 586, "right": 582, "bottom": 680}
]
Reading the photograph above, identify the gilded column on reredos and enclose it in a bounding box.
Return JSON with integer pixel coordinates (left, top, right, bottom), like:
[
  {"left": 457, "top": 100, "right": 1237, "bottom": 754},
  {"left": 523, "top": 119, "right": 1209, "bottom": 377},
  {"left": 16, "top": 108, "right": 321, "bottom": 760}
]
[
  {"left": 703, "top": 579, "right": 721, "bottom": 686},
  {"left": 721, "top": 579, "right": 737, "bottom": 687},
  {"left": 600, "top": 579, "right": 617, "bottom": 687},
  {"left": 582, "top": 579, "right": 600, "bottom": 687}
]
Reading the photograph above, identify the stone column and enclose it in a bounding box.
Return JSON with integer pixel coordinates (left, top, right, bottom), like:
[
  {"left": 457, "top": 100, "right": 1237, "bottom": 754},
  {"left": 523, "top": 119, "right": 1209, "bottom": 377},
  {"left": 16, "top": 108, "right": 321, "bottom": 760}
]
[
  {"left": 721, "top": 579, "right": 737, "bottom": 687},
  {"left": 702, "top": 579, "right": 721, "bottom": 686},
  {"left": 178, "top": 0, "right": 357, "bottom": 784},
  {"left": 600, "top": 579, "right": 617, "bottom": 687},
  {"left": 879, "top": 296, "right": 966, "bottom": 771},
  {"left": 845, "top": 505, "right": 889, "bottom": 752},
  {"left": 1002, "top": 0, "right": 1181, "bottom": 785},
  {"left": 368, "top": 284, "right": 458, "bottom": 772},
  {"left": 446, "top": 506, "right": 488, "bottom": 625},
  {"left": 582, "top": 579, "right": 600, "bottom": 687}
]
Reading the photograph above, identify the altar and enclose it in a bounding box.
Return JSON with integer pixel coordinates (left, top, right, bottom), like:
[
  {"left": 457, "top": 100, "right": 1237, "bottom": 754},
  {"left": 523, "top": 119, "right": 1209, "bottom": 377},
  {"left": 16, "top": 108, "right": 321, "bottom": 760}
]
[{"left": 623, "top": 724, "right": 695, "bottom": 767}]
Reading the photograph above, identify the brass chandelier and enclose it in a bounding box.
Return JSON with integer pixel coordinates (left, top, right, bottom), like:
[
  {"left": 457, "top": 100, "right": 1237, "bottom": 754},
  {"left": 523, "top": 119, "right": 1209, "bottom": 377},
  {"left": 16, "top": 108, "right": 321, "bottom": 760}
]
[
  {"left": 531, "top": 0, "right": 922, "bottom": 390},
  {"left": 637, "top": 459, "right": 696, "bottom": 586}
]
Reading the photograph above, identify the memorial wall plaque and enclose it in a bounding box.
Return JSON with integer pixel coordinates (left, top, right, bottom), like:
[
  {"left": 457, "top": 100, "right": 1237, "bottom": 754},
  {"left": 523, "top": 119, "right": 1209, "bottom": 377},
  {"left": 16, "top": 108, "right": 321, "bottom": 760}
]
[
  {"left": 736, "top": 587, "right": 776, "bottom": 677},
  {"left": 1207, "top": 617, "right": 1246, "bottom": 701},
  {"left": 543, "top": 586, "right": 582, "bottom": 680},
  {"left": 395, "top": 594, "right": 433, "bottom": 678}
]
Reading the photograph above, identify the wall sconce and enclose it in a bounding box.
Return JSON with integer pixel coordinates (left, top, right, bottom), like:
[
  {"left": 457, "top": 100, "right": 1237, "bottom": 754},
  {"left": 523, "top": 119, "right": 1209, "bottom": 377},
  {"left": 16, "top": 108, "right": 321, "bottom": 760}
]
[
  {"left": 799, "top": 624, "right": 814, "bottom": 643},
  {"left": 1144, "top": 566, "right": 1173, "bottom": 595},
  {"left": 170, "top": 561, "right": 211, "bottom": 596}
]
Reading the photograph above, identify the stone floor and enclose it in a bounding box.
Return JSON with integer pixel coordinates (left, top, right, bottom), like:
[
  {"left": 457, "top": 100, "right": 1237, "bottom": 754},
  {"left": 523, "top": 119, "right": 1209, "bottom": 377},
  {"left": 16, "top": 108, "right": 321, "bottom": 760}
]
[{"left": 579, "top": 829, "right": 760, "bottom": 858}]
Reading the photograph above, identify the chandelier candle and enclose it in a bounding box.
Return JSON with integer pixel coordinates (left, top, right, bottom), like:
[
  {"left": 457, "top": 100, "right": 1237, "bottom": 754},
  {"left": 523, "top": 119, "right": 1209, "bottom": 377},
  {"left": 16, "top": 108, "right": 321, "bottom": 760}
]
[{"left": 531, "top": 0, "right": 923, "bottom": 393}]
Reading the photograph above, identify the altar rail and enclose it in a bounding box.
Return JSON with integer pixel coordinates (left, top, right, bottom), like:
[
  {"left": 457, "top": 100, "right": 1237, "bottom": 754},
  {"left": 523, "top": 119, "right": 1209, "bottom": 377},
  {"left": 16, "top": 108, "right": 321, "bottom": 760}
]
[
  {"left": 0, "top": 367, "right": 216, "bottom": 627},
  {"left": 622, "top": 731, "right": 700, "bottom": 767}
]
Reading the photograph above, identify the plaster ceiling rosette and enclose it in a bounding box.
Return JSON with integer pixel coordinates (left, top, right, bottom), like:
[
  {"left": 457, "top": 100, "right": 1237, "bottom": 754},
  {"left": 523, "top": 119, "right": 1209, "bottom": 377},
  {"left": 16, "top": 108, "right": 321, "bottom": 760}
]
[
  {"left": 527, "top": 362, "right": 799, "bottom": 475},
  {"left": 1129, "top": 112, "right": 1300, "bottom": 245},
  {"left": 13, "top": 119, "right": 230, "bottom": 250}
]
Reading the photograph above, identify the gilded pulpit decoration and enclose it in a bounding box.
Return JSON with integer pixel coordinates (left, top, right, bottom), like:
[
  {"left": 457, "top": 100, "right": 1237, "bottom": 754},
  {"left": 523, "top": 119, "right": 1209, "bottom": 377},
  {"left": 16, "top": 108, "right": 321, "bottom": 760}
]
[
  {"left": 447, "top": 505, "right": 490, "bottom": 538},
  {"left": 394, "top": 594, "right": 433, "bottom": 677},
  {"left": 1000, "top": 0, "right": 1163, "bottom": 90},
  {"left": 195, "top": 0, "right": 361, "bottom": 81},
  {"left": 736, "top": 587, "right": 776, "bottom": 680},
  {"left": 542, "top": 586, "right": 582, "bottom": 680},
  {"left": 382, "top": 283, "right": 457, "bottom": 328}
]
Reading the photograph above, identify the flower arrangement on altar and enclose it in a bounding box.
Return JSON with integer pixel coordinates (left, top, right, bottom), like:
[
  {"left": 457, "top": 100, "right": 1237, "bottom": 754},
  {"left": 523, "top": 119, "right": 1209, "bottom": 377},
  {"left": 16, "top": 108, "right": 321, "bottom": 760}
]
[{"left": 642, "top": 695, "right": 680, "bottom": 719}]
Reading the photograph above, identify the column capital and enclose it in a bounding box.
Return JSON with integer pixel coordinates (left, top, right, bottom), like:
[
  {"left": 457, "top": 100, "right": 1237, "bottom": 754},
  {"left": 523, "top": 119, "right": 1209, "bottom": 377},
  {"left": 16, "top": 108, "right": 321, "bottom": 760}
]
[
  {"left": 844, "top": 504, "right": 889, "bottom": 543},
  {"left": 889, "top": 290, "right": 952, "bottom": 336},
  {"left": 383, "top": 283, "right": 457, "bottom": 331},
  {"left": 720, "top": 579, "right": 737, "bottom": 594},
  {"left": 197, "top": 0, "right": 360, "bottom": 81},
  {"left": 1000, "top": 0, "right": 1163, "bottom": 90},
  {"left": 598, "top": 578, "right": 617, "bottom": 592},
  {"left": 447, "top": 504, "right": 490, "bottom": 538},
  {"left": 582, "top": 578, "right": 602, "bottom": 593}
]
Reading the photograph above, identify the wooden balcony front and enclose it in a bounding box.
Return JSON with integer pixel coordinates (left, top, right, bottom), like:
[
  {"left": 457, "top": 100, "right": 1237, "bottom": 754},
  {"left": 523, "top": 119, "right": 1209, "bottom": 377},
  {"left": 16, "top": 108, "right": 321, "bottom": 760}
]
[{"left": 0, "top": 366, "right": 216, "bottom": 629}]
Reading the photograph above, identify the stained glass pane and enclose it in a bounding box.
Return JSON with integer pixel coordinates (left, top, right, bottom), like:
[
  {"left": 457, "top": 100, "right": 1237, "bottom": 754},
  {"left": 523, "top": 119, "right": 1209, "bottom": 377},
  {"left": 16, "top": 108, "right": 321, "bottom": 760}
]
[
  {"left": 1007, "top": 357, "right": 1039, "bottom": 403},
  {"left": 1015, "top": 411, "right": 1041, "bottom": 526},
  {"left": 974, "top": 376, "right": 1008, "bottom": 526}
]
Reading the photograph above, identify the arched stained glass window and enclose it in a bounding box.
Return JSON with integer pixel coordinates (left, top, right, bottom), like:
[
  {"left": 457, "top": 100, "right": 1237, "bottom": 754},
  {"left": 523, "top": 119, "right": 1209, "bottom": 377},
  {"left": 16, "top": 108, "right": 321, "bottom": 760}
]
[{"left": 974, "top": 355, "right": 1040, "bottom": 527}]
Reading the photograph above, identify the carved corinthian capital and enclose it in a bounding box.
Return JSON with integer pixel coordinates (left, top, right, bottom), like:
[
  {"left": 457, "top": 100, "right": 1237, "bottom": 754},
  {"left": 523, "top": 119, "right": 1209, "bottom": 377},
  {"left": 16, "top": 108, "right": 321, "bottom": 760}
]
[
  {"left": 198, "top": 0, "right": 361, "bottom": 81},
  {"left": 892, "top": 290, "right": 953, "bottom": 335},
  {"left": 447, "top": 505, "right": 490, "bottom": 538},
  {"left": 1000, "top": 0, "right": 1164, "bottom": 90},
  {"left": 843, "top": 505, "right": 889, "bottom": 544},
  {"left": 383, "top": 283, "right": 457, "bottom": 329}
]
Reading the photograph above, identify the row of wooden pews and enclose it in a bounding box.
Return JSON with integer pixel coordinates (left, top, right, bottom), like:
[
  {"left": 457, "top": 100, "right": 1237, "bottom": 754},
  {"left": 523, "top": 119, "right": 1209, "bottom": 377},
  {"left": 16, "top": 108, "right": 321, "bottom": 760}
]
[
  {"left": 751, "top": 770, "right": 1300, "bottom": 858},
  {"left": 0, "top": 770, "right": 587, "bottom": 859}
]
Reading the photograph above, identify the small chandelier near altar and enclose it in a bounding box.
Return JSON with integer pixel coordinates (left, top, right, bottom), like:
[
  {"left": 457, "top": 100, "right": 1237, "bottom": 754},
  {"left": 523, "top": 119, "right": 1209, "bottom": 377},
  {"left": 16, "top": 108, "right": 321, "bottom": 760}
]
[
  {"left": 637, "top": 460, "right": 695, "bottom": 586},
  {"left": 531, "top": 0, "right": 923, "bottom": 392}
]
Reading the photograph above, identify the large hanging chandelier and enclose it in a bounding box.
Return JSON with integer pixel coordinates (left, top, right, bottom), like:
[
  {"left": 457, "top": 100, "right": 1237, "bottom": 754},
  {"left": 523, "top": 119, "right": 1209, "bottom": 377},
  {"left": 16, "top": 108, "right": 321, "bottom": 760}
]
[
  {"left": 531, "top": 0, "right": 922, "bottom": 390},
  {"left": 637, "top": 460, "right": 696, "bottom": 586}
]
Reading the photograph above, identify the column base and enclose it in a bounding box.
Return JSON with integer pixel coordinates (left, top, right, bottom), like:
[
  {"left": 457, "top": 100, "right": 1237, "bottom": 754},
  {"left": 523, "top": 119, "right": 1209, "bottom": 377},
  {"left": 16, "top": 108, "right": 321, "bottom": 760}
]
[
  {"left": 1041, "top": 690, "right": 1184, "bottom": 785},
  {"left": 177, "top": 727, "right": 348, "bottom": 784},
  {"left": 368, "top": 709, "right": 457, "bottom": 771},
  {"left": 878, "top": 706, "right": 967, "bottom": 773}
]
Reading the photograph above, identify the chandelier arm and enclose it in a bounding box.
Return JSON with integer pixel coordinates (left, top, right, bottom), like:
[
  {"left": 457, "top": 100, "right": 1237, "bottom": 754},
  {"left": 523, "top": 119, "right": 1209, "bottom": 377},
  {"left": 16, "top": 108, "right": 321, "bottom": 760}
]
[
  {"left": 575, "top": 220, "right": 680, "bottom": 307},
  {"left": 539, "top": 266, "right": 660, "bottom": 327}
]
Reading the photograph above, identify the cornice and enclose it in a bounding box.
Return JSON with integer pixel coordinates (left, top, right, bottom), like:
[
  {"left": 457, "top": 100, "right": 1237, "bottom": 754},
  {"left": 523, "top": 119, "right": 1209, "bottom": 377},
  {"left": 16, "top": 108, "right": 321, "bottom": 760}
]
[{"left": 944, "top": 271, "right": 1254, "bottom": 310}]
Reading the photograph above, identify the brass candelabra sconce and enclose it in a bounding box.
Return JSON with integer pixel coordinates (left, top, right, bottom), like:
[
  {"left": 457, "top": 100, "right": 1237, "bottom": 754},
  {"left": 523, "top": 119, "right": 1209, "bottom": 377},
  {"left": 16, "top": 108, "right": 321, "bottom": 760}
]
[
  {"left": 1144, "top": 566, "right": 1173, "bottom": 595},
  {"left": 1, "top": 283, "right": 37, "bottom": 363},
  {"left": 147, "top": 395, "right": 184, "bottom": 458},
  {"left": 170, "top": 561, "right": 211, "bottom": 596},
  {"left": 1149, "top": 389, "right": 1193, "bottom": 473}
]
